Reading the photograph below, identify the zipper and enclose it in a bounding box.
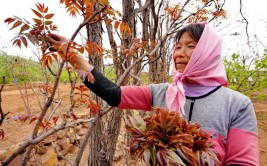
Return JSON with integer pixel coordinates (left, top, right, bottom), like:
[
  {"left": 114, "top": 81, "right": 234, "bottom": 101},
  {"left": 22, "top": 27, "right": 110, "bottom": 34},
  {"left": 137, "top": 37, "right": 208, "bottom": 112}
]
[{"left": 188, "top": 99, "right": 195, "bottom": 122}]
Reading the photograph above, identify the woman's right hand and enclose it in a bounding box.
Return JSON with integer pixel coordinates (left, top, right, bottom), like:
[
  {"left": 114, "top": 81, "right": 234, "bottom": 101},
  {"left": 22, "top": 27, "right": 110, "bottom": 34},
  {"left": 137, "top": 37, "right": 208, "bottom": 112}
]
[{"left": 45, "top": 34, "right": 95, "bottom": 83}]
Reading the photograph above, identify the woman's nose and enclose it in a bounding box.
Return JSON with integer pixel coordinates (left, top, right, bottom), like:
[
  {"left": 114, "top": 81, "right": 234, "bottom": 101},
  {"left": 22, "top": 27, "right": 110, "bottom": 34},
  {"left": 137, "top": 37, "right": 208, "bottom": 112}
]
[{"left": 174, "top": 48, "right": 186, "bottom": 58}]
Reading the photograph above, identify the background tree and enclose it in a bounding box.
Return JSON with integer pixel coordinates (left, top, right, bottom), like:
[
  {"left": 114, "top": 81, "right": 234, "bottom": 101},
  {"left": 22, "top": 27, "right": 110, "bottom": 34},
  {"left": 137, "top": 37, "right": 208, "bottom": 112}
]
[{"left": 224, "top": 50, "right": 267, "bottom": 95}]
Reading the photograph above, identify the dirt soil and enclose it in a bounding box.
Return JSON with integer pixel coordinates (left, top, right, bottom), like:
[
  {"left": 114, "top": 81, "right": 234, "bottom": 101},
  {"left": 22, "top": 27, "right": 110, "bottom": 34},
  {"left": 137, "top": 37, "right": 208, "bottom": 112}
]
[{"left": 0, "top": 83, "right": 266, "bottom": 165}]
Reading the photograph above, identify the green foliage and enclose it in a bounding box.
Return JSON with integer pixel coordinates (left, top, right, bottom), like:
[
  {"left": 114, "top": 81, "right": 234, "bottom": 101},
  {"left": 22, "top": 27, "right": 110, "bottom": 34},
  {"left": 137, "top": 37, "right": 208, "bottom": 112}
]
[
  {"left": 59, "top": 70, "right": 70, "bottom": 83},
  {"left": 104, "top": 65, "right": 116, "bottom": 81},
  {"left": 0, "top": 52, "right": 43, "bottom": 84},
  {"left": 256, "top": 93, "right": 267, "bottom": 100},
  {"left": 104, "top": 65, "right": 151, "bottom": 85},
  {"left": 0, "top": 52, "right": 71, "bottom": 84},
  {"left": 224, "top": 50, "right": 267, "bottom": 96}
]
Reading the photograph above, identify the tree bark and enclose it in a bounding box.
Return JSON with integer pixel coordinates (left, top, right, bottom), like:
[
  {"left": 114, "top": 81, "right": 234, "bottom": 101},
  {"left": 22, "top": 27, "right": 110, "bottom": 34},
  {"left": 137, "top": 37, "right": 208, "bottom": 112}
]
[
  {"left": 86, "top": 1, "right": 136, "bottom": 165},
  {"left": 86, "top": 4, "right": 106, "bottom": 166}
]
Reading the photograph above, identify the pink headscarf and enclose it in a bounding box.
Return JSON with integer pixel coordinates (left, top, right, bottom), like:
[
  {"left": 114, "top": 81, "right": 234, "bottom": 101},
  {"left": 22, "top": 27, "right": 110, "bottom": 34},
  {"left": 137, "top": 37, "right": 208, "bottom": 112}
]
[{"left": 165, "top": 23, "right": 227, "bottom": 114}]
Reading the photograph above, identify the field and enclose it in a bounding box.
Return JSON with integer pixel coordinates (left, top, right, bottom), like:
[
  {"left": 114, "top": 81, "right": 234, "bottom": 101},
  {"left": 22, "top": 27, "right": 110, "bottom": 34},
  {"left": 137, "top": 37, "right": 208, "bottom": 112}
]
[{"left": 0, "top": 83, "right": 266, "bottom": 165}]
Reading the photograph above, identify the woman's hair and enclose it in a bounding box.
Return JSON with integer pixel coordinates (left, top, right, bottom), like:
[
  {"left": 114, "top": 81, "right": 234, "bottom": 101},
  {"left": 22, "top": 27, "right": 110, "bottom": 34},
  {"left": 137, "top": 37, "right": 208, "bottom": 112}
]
[{"left": 175, "top": 24, "right": 205, "bottom": 43}]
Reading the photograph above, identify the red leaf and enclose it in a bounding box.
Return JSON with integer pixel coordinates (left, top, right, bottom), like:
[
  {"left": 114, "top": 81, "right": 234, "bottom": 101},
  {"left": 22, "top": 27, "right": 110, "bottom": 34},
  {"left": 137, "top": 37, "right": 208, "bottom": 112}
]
[
  {"left": 76, "top": 46, "right": 84, "bottom": 54},
  {"left": 4, "top": 17, "right": 15, "bottom": 25},
  {"left": 43, "top": 121, "right": 51, "bottom": 129},
  {"left": 105, "top": 18, "right": 112, "bottom": 26},
  {"left": 18, "top": 115, "right": 30, "bottom": 123},
  {"left": 45, "top": 14, "right": 54, "bottom": 19},
  {"left": 33, "top": 18, "right": 42, "bottom": 25},
  {"left": 80, "top": 86, "right": 89, "bottom": 91},
  {"left": 74, "top": 92, "right": 80, "bottom": 95},
  {"left": 36, "top": 3, "right": 44, "bottom": 13},
  {"left": 12, "top": 39, "right": 21, "bottom": 49},
  {"left": 71, "top": 113, "right": 78, "bottom": 120},
  {"left": 120, "top": 22, "right": 131, "bottom": 35},
  {"left": 75, "top": 85, "right": 88, "bottom": 91},
  {"left": 41, "top": 54, "right": 48, "bottom": 66},
  {"left": 29, "top": 117, "right": 37, "bottom": 124},
  {"left": 32, "top": 9, "right": 43, "bottom": 18},
  {"left": 20, "top": 36, "right": 28, "bottom": 48},
  {"left": 80, "top": 99, "right": 87, "bottom": 104},
  {"left": 47, "top": 56, "right": 53, "bottom": 64},
  {"left": 114, "top": 21, "right": 120, "bottom": 30},
  {"left": 51, "top": 53, "right": 58, "bottom": 62},
  {"left": 75, "top": 86, "right": 82, "bottom": 91},
  {"left": 19, "top": 24, "right": 30, "bottom": 33},
  {"left": 10, "top": 20, "right": 22, "bottom": 30},
  {"left": 83, "top": 94, "right": 90, "bottom": 98},
  {"left": 88, "top": 100, "right": 100, "bottom": 115},
  {"left": 85, "top": 42, "right": 103, "bottom": 56},
  {"left": 53, "top": 117, "right": 59, "bottom": 125},
  {"left": 49, "top": 24, "right": 58, "bottom": 31},
  {"left": 45, "top": 20, "right": 53, "bottom": 25},
  {"left": 44, "top": 6, "right": 48, "bottom": 13}
]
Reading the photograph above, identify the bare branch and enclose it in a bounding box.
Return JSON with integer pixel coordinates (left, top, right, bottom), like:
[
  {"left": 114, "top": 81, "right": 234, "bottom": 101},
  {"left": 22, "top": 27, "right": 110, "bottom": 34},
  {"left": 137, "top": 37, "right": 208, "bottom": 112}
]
[
  {"left": 48, "top": 99, "right": 62, "bottom": 121},
  {"left": 47, "top": 64, "right": 57, "bottom": 76},
  {"left": 1, "top": 102, "right": 97, "bottom": 165},
  {"left": 52, "top": 142, "right": 73, "bottom": 165},
  {"left": 70, "top": 5, "right": 107, "bottom": 42},
  {"left": 73, "top": 107, "right": 113, "bottom": 166},
  {"left": 122, "top": 59, "right": 141, "bottom": 85},
  {"left": 134, "top": 0, "right": 153, "bottom": 14},
  {"left": 116, "top": 25, "right": 171, "bottom": 86},
  {"left": 239, "top": 0, "right": 250, "bottom": 46}
]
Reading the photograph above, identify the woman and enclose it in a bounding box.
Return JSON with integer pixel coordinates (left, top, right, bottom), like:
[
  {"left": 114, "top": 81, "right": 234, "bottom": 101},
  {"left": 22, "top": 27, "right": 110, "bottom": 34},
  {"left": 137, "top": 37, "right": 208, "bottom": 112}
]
[{"left": 47, "top": 23, "right": 259, "bottom": 165}]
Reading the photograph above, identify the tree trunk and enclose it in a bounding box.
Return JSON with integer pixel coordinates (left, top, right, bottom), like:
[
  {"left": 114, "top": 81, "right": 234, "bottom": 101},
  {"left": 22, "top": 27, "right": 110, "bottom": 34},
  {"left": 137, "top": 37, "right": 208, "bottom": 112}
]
[
  {"left": 86, "top": 4, "right": 106, "bottom": 166},
  {"left": 87, "top": 1, "right": 135, "bottom": 165}
]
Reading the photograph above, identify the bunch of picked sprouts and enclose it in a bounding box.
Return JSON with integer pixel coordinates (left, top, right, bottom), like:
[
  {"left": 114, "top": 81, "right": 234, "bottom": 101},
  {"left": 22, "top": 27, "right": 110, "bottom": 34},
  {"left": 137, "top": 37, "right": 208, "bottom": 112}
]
[{"left": 125, "top": 107, "right": 221, "bottom": 166}]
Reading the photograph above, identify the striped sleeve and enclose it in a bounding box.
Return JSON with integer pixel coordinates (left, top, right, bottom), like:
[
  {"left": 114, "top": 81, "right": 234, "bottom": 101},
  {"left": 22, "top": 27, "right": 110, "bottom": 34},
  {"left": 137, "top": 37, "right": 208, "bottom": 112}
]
[
  {"left": 225, "top": 99, "right": 259, "bottom": 166},
  {"left": 118, "top": 86, "right": 152, "bottom": 111}
]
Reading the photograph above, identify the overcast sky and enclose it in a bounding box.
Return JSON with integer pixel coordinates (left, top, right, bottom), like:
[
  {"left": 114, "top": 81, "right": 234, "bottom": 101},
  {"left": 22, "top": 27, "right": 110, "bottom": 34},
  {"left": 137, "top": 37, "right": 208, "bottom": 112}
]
[{"left": 0, "top": 0, "right": 267, "bottom": 59}]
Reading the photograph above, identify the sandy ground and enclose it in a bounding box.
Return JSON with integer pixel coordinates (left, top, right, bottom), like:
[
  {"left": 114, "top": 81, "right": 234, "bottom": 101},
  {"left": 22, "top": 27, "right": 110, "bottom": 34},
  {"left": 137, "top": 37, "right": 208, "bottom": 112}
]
[{"left": 0, "top": 83, "right": 266, "bottom": 165}]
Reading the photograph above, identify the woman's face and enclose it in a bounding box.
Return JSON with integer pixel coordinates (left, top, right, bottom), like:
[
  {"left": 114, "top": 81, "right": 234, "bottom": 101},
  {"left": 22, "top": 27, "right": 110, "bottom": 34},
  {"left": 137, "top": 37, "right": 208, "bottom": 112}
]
[{"left": 173, "top": 32, "right": 197, "bottom": 73}]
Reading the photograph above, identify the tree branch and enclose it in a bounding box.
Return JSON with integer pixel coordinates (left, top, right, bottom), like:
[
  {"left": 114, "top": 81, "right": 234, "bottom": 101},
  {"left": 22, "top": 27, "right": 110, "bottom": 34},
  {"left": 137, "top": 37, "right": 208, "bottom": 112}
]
[
  {"left": 134, "top": 0, "right": 153, "bottom": 14},
  {"left": 4, "top": 4, "right": 110, "bottom": 166},
  {"left": 239, "top": 0, "right": 250, "bottom": 46},
  {"left": 1, "top": 102, "right": 96, "bottom": 165}
]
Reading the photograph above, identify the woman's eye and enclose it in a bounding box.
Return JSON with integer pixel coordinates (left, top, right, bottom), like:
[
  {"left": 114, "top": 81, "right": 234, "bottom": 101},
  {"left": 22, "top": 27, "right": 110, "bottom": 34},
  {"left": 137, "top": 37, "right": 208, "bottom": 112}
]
[
  {"left": 188, "top": 45, "right": 195, "bottom": 48},
  {"left": 176, "top": 46, "right": 181, "bottom": 49}
]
